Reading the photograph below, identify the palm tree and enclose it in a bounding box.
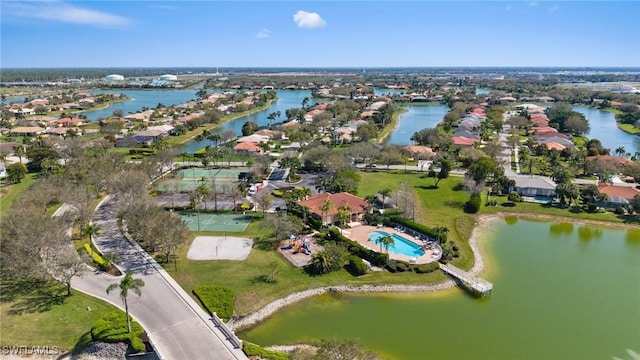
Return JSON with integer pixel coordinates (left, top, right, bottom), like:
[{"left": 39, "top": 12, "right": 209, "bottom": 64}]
[
  {"left": 310, "top": 251, "right": 332, "bottom": 274},
  {"left": 433, "top": 226, "right": 449, "bottom": 244},
  {"left": 81, "top": 223, "right": 102, "bottom": 244},
  {"left": 337, "top": 204, "right": 351, "bottom": 229},
  {"left": 319, "top": 199, "right": 333, "bottom": 225},
  {"left": 379, "top": 188, "right": 392, "bottom": 210},
  {"left": 615, "top": 146, "right": 626, "bottom": 157},
  {"left": 377, "top": 234, "right": 395, "bottom": 253},
  {"left": 364, "top": 194, "right": 378, "bottom": 210},
  {"left": 106, "top": 272, "right": 145, "bottom": 333},
  {"left": 15, "top": 146, "right": 26, "bottom": 164}
]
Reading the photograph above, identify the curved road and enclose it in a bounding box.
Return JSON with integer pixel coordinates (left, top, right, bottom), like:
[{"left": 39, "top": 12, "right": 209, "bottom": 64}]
[{"left": 70, "top": 196, "right": 247, "bottom": 360}]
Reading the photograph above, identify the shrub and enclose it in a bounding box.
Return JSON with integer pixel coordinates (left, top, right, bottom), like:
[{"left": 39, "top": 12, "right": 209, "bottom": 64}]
[
  {"left": 348, "top": 255, "right": 368, "bottom": 276},
  {"left": 271, "top": 190, "right": 283, "bottom": 197},
  {"left": 388, "top": 216, "right": 445, "bottom": 242},
  {"left": 192, "top": 285, "right": 235, "bottom": 321},
  {"left": 84, "top": 243, "right": 107, "bottom": 270},
  {"left": 413, "top": 262, "right": 440, "bottom": 274},
  {"left": 464, "top": 193, "right": 482, "bottom": 213},
  {"left": 386, "top": 259, "right": 411, "bottom": 273},
  {"left": 243, "top": 342, "right": 289, "bottom": 360},
  {"left": 91, "top": 310, "right": 146, "bottom": 353},
  {"left": 507, "top": 191, "right": 521, "bottom": 203}
]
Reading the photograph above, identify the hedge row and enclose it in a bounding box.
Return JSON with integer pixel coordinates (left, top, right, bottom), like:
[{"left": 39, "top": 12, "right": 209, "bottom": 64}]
[
  {"left": 192, "top": 285, "right": 235, "bottom": 321},
  {"left": 388, "top": 216, "right": 446, "bottom": 243},
  {"left": 84, "top": 243, "right": 107, "bottom": 268},
  {"left": 386, "top": 259, "right": 440, "bottom": 274},
  {"left": 91, "top": 310, "right": 146, "bottom": 353},
  {"left": 348, "top": 255, "right": 368, "bottom": 276},
  {"left": 324, "top": 228, "right": 388, "bottom": 267},
  {"left": 243, "top": 342, "right": 289, "bottom": 360}
]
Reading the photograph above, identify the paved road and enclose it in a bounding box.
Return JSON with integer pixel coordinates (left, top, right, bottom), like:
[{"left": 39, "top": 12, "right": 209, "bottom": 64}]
[{"left": 71, "top": 196, "right": 247, "bottom": 360}]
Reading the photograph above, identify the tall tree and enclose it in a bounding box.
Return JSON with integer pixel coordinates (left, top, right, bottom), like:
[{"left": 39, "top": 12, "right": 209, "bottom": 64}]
[
  {"left": 377, "top": 234, "right": 395, "bottom": 253},
  {"left": 319, "top": 199, "right": 333, "bottom": 225},
  {"left": 106, "top": 272, "right": 145, "bottom": 334}
]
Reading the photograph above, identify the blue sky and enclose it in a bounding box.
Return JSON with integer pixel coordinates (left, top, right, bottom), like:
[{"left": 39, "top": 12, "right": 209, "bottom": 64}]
[{"left": 1, "top": 1, "right": 639, "bottom": 68}]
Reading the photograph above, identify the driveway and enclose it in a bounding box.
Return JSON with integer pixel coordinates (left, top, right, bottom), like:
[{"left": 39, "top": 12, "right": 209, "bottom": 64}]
[{"left": 71, "top": 196, "right": 247, "bottom": 360}]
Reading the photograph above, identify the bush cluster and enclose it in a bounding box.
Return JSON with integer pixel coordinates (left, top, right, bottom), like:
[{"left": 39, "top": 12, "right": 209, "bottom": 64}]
[
  {"left": 348, "top": 255, "right": 368, "bottom": 276},
  {"left": 413, "top": 262, "right": 440, "bottom": 274},
  {"left": 192, "top": 285, "right": 235, "bottom": 321},
  {"left": 243, "top": 342, "right": 289, "bottom": 360},
  {"left": 91, "top": 310, "right": 146, "bottom": 353},
  {"left": 323, "top": 228, "right": 388, "bottom": 267},
  {"left": 464, "top": 193, "right": 482, "bottom": 213},
  {"left": 84, "top": 243, "right": 107, "bottom": 270},
  {"left": 388, "top": 216, "right": 446, "bottom": 243},
  {"left": 386, "top": 259, "right": 411, "bottom": 273}
]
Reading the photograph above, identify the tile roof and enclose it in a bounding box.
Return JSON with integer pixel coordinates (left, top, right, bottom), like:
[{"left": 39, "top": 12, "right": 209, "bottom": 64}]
[
  {"left": 297, "top": 192, "right": 369, "bottom": 218},
  {"left": 233, "top": 141, "right": 262, "bottom": 152},
  {"left": 451, "top": 136, "right": 476, "bottom": 146},
  {"left": 598, "top": 184, "right": 640, "bottom": 200}
]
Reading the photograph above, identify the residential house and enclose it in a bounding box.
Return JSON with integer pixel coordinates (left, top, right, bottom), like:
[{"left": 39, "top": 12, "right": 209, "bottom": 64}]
[
  {"left": 297, "top": 192, "right": 370, "bottom": 225},
  {"left": 233, "top": 141, "right": 263, "bottom": 154},
  {"left": 510, "top": 176, "right": 557, "bottom": 201},
  {"left": 596, "top": 184, "right": 640, "bottom": 209},
  {"left": 451, "top": 136, "right": 477, "bottom": 147},
  {"left": 10, "top": 126, "right": 45, "bottom": 136}
]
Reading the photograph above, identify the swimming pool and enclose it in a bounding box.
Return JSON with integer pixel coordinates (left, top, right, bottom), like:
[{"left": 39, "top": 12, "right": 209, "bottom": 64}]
[{"left": 368, "top": 231, "right": 425, "bottom": 257}]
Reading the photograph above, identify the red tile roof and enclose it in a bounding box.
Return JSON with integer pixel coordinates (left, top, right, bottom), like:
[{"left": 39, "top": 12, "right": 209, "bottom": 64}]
[
  {"left": 233, "top": 141, "right": 262, "bottom": 153},
  {"left": 451, "top": 136, "right": 476, "bottom": 146},
  {"left": 297, "top": 192, "right": 369, "bottom": 218},
  {"left": 598, "top": 184, "right": 640, "bottom": 200}
]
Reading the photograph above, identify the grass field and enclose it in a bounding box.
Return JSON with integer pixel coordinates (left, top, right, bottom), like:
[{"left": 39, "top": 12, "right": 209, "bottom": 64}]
[
  {"left": 0, "top": 172, "right": 39, "bottom": 220},
  {"left": 166, "top": 211, "right": 449, "bottom": 316},
  {"left": 0, "top": 279, "right": 118, "bottom": 353}
]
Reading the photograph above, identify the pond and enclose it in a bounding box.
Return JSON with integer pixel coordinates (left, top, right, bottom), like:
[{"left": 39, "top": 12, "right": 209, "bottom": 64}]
[
  {"left": 386, "top": 105, "right": 449, "bottom": 145},
  {"left": 240, "top": 218, "right": 640, "bottom": 360}
]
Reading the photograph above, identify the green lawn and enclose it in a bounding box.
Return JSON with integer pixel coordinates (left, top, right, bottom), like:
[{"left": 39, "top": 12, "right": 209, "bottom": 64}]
[
  {"left": 618, "top": 122, "right": 640, "bottom": 135},
  {"left": 358, "top": 172, "right": 476, "bottom": 269},
  {"left": 0, "top": 279, "right": 119, "bottom": 353},
  {"left": 166, "top": 212, "right": 448, "bottom": 316},
  {"left": 0, "top": 172, "right": 39, "bottom": 220}
]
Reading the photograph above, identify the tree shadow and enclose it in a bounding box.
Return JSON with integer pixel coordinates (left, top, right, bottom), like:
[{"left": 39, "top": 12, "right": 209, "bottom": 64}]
[
  {"left": 444, "top": 201, "right": 465, "bottom": 208},
  {"left": 1, "top": 279, "right": 66, "bottom": 315},
  {"left": 417, "top": 185, "right": 438, "bottom": 190},
  {"left": 252, "top": 236, "right": 277, "bottom": 251},
  {"left": 71, "top": 331, "right": 93, "bottom": 356},
  {"left": 452, "top": 183, "right": 464, "bottom": 191},
  {"left": 619, "top": 215, "right": 640, "bottom": 224}
]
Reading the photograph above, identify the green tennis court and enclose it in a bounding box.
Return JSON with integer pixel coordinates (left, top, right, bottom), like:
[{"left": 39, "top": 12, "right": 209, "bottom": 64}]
[{"left": 179, "top": 212, "right": 252, "bottom": 232}]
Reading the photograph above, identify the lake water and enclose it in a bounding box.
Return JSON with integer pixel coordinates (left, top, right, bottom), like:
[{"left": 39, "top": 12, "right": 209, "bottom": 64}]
[
  {"left": 240, "top": 218, "right": 640, "bottom": 360},
  {"left": 83, "top": 89, "right": 198, "bottom": 122},
  {"left": 182, "top": 90, "right": 310, "bottom": 152},
  {"left": 386, "top": 105, "right": 449, "bottom": 145},
  {"left": 573, "top": 105, "right": 640, "bottom": 154},
  {"left": 476, "top": 88, "right": 491, "bottom": 95}
]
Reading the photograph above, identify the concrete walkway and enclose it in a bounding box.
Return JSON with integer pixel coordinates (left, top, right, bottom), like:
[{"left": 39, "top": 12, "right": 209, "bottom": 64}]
[{"left": 71, "top": 196, "right": 247, "bottom": 360}]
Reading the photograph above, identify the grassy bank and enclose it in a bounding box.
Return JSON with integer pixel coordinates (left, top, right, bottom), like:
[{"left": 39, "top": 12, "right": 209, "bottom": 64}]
[
  {"left": 377, "top": 108, "right": 408, "bottom": 144},
  {"left": 617, "top": 122, "right": 640, "bottom": 135},
  {"left": 0, "top": 279, "right": 118, "bottom": 352},
  {"left": 0, "top": 172, "right": 39, "bottom": 220}
]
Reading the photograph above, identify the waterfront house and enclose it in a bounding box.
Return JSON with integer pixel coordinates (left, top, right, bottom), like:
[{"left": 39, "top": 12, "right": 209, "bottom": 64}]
[
  {"left": 510, "top": 176, "right": 557, "bottom": 201},
  {"left": 596, "top": 184, "right": 640, "bottom": 209}
]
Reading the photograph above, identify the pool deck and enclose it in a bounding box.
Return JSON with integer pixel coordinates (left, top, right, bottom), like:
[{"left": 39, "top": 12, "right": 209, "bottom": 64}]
[{"left": 343, "top": 225, "right": 440, "bottom": 265}]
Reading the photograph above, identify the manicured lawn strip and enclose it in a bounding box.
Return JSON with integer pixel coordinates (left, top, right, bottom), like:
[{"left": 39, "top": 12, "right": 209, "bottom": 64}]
[
  {"left": 192, "top": 285, "right": 235, "bottom": 321},
  {"left": 0, "top": 280, "right": 119, "bottom": 352},
  {"left": 0, "top": 172, "right": 39, "bottom": 220},
  {"left": 618, "top": 122, "right": 640, "bottom": 135},
  {"left": 91, "top": 310, "right": 145, "bottom": 353},
  {"left": 378, "top": 107, "right": 407, "bottom": 143},
  {"left": 243, "top": 342, "right": 289, "bottom": 360},
  {"left": 481, "top": 196, "right": 628, "bottom": 223}
]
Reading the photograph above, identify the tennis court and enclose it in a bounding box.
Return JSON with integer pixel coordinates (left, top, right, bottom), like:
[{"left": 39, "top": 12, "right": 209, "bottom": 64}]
[
  {"left": 160, "top": 167, "right": 249, "bottom": 192},
  {"left": 179, "top": 212, "right": 252, "bottom": 232}
]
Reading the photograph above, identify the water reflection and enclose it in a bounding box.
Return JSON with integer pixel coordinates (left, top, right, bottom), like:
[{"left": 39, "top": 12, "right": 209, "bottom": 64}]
[
  {"left": 625, "top": 230, "right": 640, "bottom": 247},
  {"left": 577, "top": 226, "right": 603, "bottom": 242},
  {"left": 504, "top": 216, "right": 518, "bottom": 225},
  {"left": 549, "top": 222, "right": 574, "bottom": 237}
]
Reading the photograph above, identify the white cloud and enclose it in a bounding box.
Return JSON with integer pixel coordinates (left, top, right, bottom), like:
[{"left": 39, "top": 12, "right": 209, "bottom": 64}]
[
  {"left": 1, "top": 0, "right": 132, "bottom": 27},
  {"left": 528, "top": 1, "right": 539, "bottom": 6},
  {"left": 505, "top": 4, "right": 512, "bottom": 10},
  {"left": 549, "top": 5, "right": 559, "bottom": 13},
  {"left": 256, "top": 28, "right": 271, "bottom": 38},
  {"left": 293, "top": 10, "right": 326, "bottom": 29}
]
